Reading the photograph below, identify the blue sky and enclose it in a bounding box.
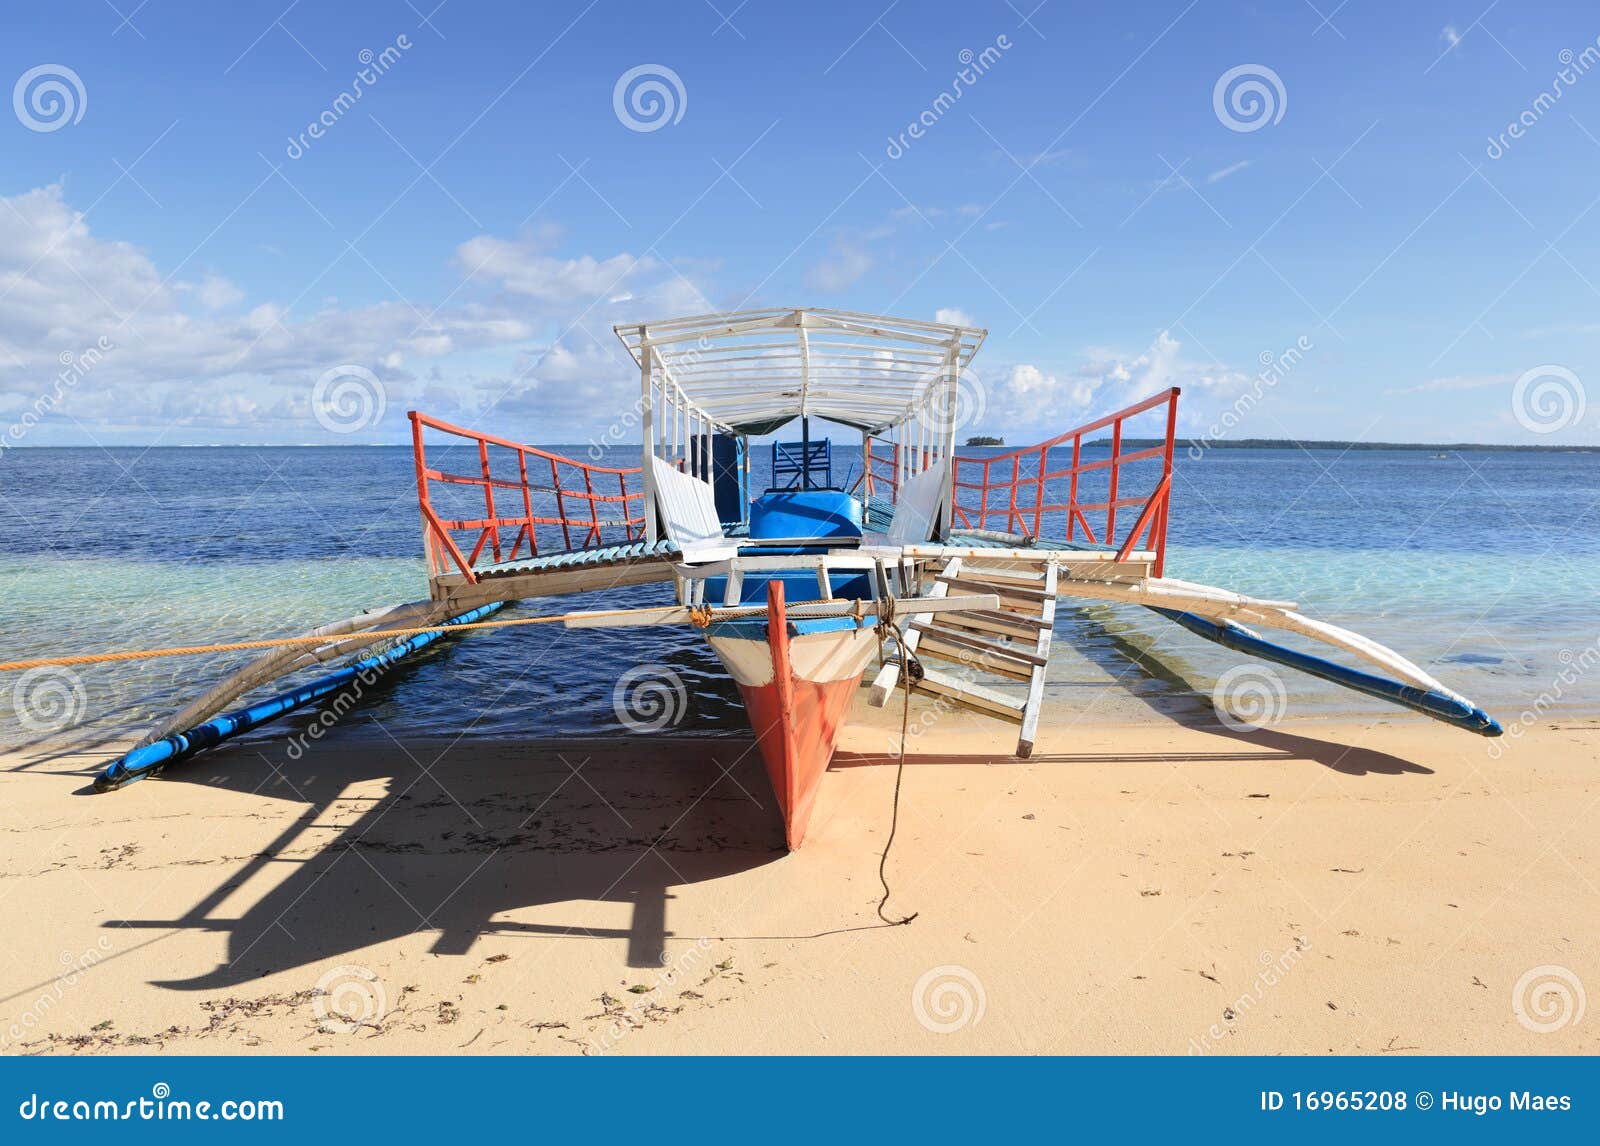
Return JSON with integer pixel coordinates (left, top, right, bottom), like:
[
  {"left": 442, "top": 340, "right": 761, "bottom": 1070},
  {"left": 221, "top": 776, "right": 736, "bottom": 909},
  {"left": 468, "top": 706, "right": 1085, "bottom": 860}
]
[{"left": 3, "top": 0, "right": 1599, "bottom": 446}]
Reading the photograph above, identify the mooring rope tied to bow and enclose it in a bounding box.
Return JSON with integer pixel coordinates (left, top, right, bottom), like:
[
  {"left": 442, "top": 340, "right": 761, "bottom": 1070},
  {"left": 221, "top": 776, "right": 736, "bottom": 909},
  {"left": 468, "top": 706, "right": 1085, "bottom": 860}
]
[{"left": 872, "top": 559, "right": 919, "bottom": 927}]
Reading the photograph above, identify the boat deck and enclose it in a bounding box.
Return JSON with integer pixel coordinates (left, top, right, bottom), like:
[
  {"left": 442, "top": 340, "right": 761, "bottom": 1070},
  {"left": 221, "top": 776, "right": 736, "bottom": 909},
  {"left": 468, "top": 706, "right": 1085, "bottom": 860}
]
[
  {"left": 430, "top": 538, "right": 683, "bottom": 608},
  {"left": 430, "top": 530, "right": 1155, "bottom": 612}
]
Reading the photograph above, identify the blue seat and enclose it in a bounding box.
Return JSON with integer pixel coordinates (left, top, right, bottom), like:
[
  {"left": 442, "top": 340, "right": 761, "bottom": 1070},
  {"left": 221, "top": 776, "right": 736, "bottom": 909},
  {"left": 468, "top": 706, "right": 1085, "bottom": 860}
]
[{"left": 749, "top": 489, "right": 862, "bottom": 541}]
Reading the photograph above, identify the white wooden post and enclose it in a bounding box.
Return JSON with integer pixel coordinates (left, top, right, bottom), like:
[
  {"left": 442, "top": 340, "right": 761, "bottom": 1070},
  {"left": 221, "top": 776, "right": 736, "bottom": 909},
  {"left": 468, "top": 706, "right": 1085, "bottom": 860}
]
[
  {"left": 640, "top": 337, "right": 657, "bottom": 544},
  {"left": 938, "top": 340, "right": 960, "bottom": 539}
]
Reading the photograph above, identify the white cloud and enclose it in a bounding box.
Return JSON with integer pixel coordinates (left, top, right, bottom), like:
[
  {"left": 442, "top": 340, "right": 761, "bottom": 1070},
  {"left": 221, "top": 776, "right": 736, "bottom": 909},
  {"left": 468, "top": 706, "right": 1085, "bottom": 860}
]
[
  {"left": 453, "top": 229, "right": 655, "bottom": 304},
  {"left": 177, "top": 272, "right": 245, "bottom": 310},
  {"left": 1205, "top": 160, "right": 1250, "bottom": 184},
  {"left": 803, "top": 239, "right": 872, "bottom": 292},
  {"left": 963, "top": 331, "right": 1254, "bottom": 442},
  {"left": 936, "top": 307, "right": 977, "bottom": 328},
  {"left": 1441, "top": 25, "right": 1462, "bottom": 50},
  {"left": 0, "top": 184, "right": 711, "bottom": 442},
  {"left": 1385, "top": 372, "right": 1513, "bottom": 395}
]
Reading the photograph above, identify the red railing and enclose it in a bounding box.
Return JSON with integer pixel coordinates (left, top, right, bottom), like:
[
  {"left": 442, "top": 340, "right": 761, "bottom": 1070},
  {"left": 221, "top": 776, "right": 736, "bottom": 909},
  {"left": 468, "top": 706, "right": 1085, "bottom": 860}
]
[
  {"left": 409, "top": 411, "right": 646, "bottom": 584},
  {"left": 949, "top": 387, "right": 1180, "bottom": 575},
  {"left": 858, "top": 439, "right": 900, "bottom": 501}
]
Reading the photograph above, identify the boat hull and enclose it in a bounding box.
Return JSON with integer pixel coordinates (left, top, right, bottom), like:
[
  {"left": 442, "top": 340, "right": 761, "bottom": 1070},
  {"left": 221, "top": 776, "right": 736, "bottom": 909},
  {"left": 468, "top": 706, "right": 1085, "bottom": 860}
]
[{"left": 704, "top": 583, "right": 879, "bottom": 848}]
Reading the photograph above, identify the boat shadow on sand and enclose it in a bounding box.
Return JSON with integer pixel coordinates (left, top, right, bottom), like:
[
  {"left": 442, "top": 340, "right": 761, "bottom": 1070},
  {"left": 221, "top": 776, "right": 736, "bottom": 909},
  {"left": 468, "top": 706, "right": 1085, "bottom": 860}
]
[
  {"left": 84, "top": 607, "right": 1427, "bottom": 992},
  {"left": 92, "top": 736, "right": 789, "bottom": 988}
]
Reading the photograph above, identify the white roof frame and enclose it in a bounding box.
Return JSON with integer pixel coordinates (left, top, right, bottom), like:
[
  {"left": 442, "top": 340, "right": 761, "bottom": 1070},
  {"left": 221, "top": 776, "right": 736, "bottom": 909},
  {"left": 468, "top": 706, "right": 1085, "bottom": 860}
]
[{"left": 614, "top": 306, "right": 986, "bottom": 436}]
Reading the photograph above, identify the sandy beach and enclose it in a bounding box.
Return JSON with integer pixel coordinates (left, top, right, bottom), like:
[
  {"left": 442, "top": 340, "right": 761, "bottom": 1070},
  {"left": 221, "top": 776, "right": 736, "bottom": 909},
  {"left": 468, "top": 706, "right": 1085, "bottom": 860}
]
[{"left": 3, "top": 702, "right": 1594, "bottom": 1057}]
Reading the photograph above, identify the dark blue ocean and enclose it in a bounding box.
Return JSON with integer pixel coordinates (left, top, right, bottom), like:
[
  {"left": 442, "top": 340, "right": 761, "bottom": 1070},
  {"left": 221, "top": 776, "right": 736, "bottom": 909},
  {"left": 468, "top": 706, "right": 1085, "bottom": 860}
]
[{"left": 1, "top": 444, "right": 1596, "bottom": 746}]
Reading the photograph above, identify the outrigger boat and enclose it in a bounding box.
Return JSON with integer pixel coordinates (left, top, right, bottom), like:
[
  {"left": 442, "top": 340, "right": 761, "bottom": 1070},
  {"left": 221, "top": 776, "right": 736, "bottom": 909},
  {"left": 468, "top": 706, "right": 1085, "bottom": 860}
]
[{"left": 95, "top": 308, "right": 1501, "bottom": 849}]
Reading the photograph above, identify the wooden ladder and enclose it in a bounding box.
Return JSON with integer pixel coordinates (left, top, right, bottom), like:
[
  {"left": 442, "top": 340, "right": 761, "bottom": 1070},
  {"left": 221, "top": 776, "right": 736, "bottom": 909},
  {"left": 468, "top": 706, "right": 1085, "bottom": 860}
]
[{"left": 868, "top": 554, "right": 1059, "bottom": 757}]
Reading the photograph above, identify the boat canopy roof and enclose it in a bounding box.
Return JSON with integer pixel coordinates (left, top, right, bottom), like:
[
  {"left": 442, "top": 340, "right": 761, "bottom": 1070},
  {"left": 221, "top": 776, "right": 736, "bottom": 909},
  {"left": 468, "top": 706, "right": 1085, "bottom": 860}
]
[{"left": 613, "top": 307, "right": 987, "bottom": 436}]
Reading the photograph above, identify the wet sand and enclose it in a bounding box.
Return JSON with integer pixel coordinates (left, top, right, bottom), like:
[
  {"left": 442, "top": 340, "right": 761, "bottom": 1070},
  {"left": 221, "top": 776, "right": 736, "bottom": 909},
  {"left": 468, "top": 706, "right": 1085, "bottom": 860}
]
[{"left": 1, "top": 707, "right": 1595, "bottom": 1055}]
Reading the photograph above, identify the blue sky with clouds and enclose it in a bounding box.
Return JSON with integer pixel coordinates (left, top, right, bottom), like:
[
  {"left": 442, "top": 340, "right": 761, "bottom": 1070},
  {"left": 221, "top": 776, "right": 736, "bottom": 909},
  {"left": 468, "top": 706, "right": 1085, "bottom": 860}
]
[{"left": 4, "top": 0, "right": 1599, "bottom": 446}]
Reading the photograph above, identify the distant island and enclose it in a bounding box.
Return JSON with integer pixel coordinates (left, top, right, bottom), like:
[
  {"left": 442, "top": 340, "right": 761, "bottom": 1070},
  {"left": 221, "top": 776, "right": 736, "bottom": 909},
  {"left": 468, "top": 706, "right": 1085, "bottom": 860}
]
[
  {"left": 1097, "top": 437, "right": 1600, "bottom": 454},
  {"left": 964, "top": 435, "right": 1004, "bottom": 446}
]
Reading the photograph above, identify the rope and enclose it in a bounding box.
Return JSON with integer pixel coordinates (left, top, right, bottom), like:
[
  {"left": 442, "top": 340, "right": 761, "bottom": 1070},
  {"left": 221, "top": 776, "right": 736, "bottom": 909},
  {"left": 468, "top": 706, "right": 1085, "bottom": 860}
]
[
  {"left": 0, "top": 598, "right": 883, "bottom": 672},
  {"left": 872, "top": 561, "right": 919, "bottom": 927}
]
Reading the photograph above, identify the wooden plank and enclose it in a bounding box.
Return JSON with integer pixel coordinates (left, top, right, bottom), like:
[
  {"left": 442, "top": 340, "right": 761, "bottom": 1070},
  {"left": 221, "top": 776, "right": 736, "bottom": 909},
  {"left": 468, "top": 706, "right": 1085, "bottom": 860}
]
[
  {"left": 915, "top": 622, "right": 1048, "bottom": 666},
  {"left": 436, "top": 557, "right": 678, "bottom": 608},
  {"left": 936, "top": 573, "right": 1052, "bottom": 602},
  {"left": 959, "top": 608, "right": 1052, "bottom": 632},
  {"left": 947, "top": 566, "right": 1047, "bottom": 589},
  {"left": 1017, "top": 560, "right": 1059, "bottom": 759},
  {"left": 912, "top": 668, "right": 1025, "bottom": 721},
  {"left": 913, "top": 633, "right": 1036, "bottom": 681},
  {"left": 921, "top": 611, "right": 1042, "bottom": 643}
]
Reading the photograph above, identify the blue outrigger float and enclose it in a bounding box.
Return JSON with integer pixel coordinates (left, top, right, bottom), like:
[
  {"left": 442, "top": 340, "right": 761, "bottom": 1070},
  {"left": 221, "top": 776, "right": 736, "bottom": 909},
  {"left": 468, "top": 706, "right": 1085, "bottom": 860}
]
[{"left": 92, "top": 307, "right": 1500, "bottom": 846}]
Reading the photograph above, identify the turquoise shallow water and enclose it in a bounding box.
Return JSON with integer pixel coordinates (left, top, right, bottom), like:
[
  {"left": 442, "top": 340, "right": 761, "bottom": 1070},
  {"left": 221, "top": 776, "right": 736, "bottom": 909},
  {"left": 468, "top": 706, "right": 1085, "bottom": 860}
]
[{"left": 0, "top": 445, "right": 1595, "bottom": 746}]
